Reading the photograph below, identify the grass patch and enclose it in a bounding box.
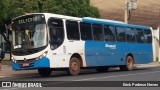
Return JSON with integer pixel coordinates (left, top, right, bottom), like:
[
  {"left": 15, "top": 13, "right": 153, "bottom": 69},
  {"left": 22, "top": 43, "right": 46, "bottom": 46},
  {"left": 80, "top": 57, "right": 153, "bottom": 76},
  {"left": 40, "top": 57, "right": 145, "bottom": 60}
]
[{"left": 156, "top": 57, "right": 159, "bottom": 62}]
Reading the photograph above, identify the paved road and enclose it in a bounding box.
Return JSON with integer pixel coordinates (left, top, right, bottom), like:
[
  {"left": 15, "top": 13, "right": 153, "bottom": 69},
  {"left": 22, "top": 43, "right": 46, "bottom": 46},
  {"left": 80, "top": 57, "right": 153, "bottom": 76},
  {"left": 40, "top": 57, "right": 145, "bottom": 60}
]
[{"left": 0, "top": 66, "right": 160, "bottom": 90}]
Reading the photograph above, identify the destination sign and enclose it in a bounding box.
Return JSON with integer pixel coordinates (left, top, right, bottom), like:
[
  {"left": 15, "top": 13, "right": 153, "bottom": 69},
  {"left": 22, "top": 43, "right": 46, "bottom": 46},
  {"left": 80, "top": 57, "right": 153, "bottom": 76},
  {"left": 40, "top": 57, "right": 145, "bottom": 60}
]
[
  {"left": 18, "top": 16, "right": 38, "bottom": 24},
  {"left": 13, "top": 14, "right": 45, "bottom": 25}
]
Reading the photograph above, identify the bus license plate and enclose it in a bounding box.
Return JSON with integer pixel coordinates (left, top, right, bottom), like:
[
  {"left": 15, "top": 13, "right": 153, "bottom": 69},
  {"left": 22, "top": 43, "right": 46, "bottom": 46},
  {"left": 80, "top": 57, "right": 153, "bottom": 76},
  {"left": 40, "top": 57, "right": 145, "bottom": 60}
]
[{"left": 23, "top": 62, "right": 29, "bottom": 67}]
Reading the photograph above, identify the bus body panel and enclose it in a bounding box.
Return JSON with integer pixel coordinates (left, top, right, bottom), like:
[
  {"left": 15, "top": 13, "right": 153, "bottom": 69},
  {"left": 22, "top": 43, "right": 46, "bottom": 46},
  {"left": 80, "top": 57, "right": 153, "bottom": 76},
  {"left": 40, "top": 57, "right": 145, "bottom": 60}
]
[
  {"left": 12, "top": 46, "right": 51, "bottom": 70},
  {"left": 133, "top": 44, "right": 153, "bottom": 64},
  {"left": 12, "top": 57, "right": 50, "bottom": 70},
  {"left": 82, "top": 17, "right": 151, "bottom": 30},
  {"left": 85, "top": 41, "right": 118, "bottom": 66},
  {"left": 85, "top": 42, "right": 153, "bottom": 67},
  {"left": 49, "top": 40, "right": 86, "bottom": 68},
  {"left": 11, "top": 13, "right": 153, "bottom": 71},
  {"left": 82, "top": 17, "right": 153, "bottom": 67}
]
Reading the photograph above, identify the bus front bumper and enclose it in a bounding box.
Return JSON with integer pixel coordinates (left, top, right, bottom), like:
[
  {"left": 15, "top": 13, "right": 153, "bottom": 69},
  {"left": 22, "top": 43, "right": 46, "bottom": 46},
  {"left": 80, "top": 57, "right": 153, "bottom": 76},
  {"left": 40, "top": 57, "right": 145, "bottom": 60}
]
[{"left": 12, "top": 57, "right": 50, "bottom": 70}]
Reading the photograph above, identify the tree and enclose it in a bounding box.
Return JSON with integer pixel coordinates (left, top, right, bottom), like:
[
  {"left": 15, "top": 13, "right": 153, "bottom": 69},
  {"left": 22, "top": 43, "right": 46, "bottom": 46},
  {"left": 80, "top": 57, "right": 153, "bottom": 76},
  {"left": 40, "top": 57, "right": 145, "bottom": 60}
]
[
  {"left": 0, "top": 0, "right": 11, "bottom": 44},
  {"left": 1, "top": 0, "right": 100, "bottom": 41},
  {"left": 0, "top": 0, "right": 100, "bottom": 60},
  {"left": 42, "top": 0, "right": 100, "bottom": 18}
]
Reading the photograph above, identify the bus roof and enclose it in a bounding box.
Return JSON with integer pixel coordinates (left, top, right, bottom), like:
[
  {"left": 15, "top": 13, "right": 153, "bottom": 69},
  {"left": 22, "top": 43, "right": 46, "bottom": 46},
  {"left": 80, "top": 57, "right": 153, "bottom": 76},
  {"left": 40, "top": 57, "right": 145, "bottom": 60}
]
[
  {"left": 82, "top": 17, "right": 151, "bottom": 30},
  {"left": 12, "top": 13, "right": 82, "bottom": 21},
  {"left": 12, "top": 13, "right": 152, "bottom": 30}
]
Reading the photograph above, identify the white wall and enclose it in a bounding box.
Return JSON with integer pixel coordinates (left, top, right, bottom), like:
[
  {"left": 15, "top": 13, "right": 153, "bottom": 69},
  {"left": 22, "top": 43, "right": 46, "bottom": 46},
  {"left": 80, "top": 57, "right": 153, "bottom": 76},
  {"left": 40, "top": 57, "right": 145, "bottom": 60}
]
[{"left": 153, "top": 28, "right": 159, "bottom": 62}]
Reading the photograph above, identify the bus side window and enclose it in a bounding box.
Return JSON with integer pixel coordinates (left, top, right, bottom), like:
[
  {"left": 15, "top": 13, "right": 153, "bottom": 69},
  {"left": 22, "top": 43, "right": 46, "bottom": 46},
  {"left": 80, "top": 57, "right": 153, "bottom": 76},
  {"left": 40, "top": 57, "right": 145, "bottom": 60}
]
[
  {"left": 104, "top": 25, "right": 116, "bottom": 41},
  {"left": 125, "top": 27, "right": 136, "bottom": 42},
  {"left": 144, "top": 30, "right": 152, "bottom": 43},
  {"left": 66, "top": 20, "right": 80, "bottom": 40},
  {"left": 48, "top": 18, "right": 64, "bottom": 50},
  {"left": 116, "top": 26, "right": 126, "bottom": 42},
  {"left": 135, "top": 28, "right": 144, "bottom": 43},
  {"left": 80, "top": 22, "right": 92, "bottom": 40},
  {"left": 92, "top": 24, "right": 104, "bottom": 41}
]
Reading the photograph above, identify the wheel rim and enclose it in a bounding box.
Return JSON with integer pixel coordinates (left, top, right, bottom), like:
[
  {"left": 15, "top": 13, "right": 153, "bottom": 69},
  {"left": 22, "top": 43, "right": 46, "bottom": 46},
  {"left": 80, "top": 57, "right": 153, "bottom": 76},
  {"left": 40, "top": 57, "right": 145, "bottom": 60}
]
[{"left": 71, "top": 61, "right": 78, "bottom": 71}]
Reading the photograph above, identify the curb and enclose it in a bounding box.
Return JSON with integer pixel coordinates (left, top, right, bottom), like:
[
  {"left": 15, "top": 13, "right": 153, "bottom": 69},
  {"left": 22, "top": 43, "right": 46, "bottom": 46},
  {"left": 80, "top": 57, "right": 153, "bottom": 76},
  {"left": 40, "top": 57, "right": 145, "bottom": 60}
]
[
  {"left": 134, "top": 64, "right": 160, "bottom": 68},
  {"left": 0, "top": 75, "right": 10, "bottom": 78}
]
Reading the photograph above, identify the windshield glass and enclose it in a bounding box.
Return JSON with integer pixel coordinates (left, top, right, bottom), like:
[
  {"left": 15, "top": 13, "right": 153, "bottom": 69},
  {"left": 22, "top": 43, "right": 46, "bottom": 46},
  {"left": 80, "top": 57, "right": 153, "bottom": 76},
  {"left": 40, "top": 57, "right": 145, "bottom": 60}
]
[{"left": 12, "top": 14, "right": 47, "bottom": 50}]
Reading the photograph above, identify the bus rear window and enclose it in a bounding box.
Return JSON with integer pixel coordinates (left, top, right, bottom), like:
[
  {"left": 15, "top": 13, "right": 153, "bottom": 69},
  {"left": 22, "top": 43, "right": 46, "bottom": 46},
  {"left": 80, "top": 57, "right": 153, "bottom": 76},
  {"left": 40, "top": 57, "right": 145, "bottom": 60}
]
[
  {"left": 135, "top": 29, "right": 144, "bottom": 43},
  {"left": 144, "top": 30, "right": 152, "bottom": 43}
]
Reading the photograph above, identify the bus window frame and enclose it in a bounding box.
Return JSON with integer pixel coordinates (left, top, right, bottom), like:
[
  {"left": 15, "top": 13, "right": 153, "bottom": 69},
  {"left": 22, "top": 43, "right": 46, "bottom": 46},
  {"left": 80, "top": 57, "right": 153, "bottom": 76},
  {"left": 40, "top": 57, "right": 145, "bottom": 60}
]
[
  {"left": 143, "top": 29, "right": 152, "bottom": 44},
  {"left": 79, "top": 22, "right": 93, "bottom": 41},
  {"left": 103, "top": 24, "right": 117, "bottom": 42},
  {"left": 135, "top": 28, "right": 145, "bottom": 43},
  {"left": 92, "top": 23, "right": 105, "bottom": 41},
  {"left": 47, "top": 17, "right": 65, "bottom": 50},
  {"left": 115, "top": 26, "right": 127, "bottom": 42},
  {"left": 66, "top": 20, "right": 80, "bottom": 41},
  {"left": 125, "top": 27, "right": 136, "bottom": 43}
]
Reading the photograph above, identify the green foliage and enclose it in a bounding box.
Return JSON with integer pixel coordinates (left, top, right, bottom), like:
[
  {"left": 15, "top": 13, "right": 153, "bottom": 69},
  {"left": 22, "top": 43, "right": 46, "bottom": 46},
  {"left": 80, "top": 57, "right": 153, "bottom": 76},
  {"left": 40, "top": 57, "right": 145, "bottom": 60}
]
[
  {"left": 0, "top": 0, "right": 100, "bottom": 34},
  {"left": 42, "top": 0, "right": 100, "bottom": 18},
  {"left": 156, "top": 57, "right": 159, "bottom": 62},
  {"left": 1, "top": 0, "right": 99, "bottom": 19}
]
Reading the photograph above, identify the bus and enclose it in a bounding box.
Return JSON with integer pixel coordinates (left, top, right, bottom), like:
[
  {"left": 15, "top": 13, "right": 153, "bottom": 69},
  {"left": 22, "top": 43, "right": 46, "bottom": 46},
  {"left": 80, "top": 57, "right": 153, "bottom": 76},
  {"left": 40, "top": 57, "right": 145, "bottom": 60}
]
[{"left": 11, "top": 13, "right": 153, "bottom": 76}]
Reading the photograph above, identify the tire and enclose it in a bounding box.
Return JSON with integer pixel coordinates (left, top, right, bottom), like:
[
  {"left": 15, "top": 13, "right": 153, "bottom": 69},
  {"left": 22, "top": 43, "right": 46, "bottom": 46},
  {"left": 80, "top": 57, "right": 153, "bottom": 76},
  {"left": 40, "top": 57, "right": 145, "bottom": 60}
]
[
  {"left": 96, "top": 66, "right": 109, "bottom": 73},
  {"left": 68, "top": 57, "right": 80, "bottom": 76},
  {"left": 38, "top": 68, "right": 52, "bottom": 76},
  {"left": 120, "top": 56, "right": 134, "bottom": 71}
]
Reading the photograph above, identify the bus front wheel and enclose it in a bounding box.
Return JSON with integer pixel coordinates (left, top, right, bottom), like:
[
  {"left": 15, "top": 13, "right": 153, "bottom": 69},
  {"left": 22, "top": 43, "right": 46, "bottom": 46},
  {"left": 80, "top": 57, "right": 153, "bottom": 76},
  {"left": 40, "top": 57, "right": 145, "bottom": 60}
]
[
  {"left": 120, "top": 56, "right": 134, "bottom": 71},
  {"left": 68, "top": 57, "right": 80, "bottom": 76},
  {"left": 38, "top": 68, "right": 52, "bottom": 76}
]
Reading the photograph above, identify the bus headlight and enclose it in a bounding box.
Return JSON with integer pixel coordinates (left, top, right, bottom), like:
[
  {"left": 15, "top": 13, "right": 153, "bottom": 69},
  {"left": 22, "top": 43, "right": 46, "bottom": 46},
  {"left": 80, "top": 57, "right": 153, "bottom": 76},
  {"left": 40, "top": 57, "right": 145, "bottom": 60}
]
[
  {"left": 12, "top": 57, "right": 17, "bottom": 63},
  {"left": 36, "top": 51, "right": 48, "bottom": 60}
]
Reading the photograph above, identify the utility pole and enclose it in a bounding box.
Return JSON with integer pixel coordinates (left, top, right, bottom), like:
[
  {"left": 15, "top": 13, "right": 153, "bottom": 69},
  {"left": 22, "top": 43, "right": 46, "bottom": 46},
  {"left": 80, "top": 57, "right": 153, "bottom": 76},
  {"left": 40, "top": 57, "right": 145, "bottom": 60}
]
[
  {"left": 124, "top": 0, "right": 137, "bottom": 24},
  {"left": 124, "top": 0, "right": 129, "bottom": 24}
]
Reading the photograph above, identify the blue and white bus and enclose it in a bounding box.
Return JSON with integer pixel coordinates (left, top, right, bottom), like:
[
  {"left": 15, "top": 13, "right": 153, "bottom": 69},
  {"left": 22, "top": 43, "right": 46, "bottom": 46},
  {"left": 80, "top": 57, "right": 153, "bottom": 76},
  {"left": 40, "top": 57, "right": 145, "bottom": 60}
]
[{"left": 11, "top": 13, "right": 153, "bottom": 76}]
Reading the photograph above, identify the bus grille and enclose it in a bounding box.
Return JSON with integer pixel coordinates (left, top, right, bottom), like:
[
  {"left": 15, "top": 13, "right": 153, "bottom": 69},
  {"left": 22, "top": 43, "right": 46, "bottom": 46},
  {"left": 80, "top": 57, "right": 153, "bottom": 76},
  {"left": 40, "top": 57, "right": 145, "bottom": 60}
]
[
  {"left": 16, "top": 58, "right": 36, "bottom": 63},
  {"left": 15, "top": 58, "right": 36, "bottom": 68}
]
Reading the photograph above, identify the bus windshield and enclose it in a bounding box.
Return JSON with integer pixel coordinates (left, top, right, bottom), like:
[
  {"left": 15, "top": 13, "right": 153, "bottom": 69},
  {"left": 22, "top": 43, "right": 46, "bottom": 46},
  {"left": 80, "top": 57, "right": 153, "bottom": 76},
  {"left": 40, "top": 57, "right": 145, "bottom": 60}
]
[{"left": 12, "top": 14, "right": 47, "bottom": 51}]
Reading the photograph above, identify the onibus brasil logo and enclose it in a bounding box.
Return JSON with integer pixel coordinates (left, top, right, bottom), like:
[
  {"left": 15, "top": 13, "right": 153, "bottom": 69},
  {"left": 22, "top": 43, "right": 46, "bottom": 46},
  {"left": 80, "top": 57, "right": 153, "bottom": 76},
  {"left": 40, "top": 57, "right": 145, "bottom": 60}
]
[{"left": 1, "top": 82, "right": 42, "bottom": 88}]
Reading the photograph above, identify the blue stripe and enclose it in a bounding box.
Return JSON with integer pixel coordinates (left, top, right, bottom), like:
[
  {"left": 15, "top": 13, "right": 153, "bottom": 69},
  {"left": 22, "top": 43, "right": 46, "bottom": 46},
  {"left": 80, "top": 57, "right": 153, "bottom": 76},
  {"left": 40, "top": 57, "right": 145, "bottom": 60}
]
[
  {"left": 85, "top": 41, "right": 153, "bottom": 67},
  {"left": 12, "top": 57, "right": 50, "bottom": 70},
  {"left": 82, "top": 18, "right": 151, "bottom": 30}
]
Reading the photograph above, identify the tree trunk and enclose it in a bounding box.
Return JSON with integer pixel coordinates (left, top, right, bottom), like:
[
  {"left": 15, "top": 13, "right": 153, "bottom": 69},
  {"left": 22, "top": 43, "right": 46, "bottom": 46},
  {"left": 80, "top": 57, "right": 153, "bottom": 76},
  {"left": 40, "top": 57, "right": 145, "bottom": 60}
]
[{"left": 0, "top": 33, "right": 11, "bottom": 61}]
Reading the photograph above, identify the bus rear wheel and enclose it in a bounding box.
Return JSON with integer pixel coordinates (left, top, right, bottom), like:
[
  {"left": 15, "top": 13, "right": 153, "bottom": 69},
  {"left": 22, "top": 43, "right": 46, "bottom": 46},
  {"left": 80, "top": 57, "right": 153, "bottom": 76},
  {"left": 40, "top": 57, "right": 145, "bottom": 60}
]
[
  {"left": 68, "top": 57, "right": 80, "bottom": 76},
  {"left": 38, "top": 68, "right": 52, "bottom": 76},
  {"left": 120, "top": 56, "right": 134, "bottom": 71}
]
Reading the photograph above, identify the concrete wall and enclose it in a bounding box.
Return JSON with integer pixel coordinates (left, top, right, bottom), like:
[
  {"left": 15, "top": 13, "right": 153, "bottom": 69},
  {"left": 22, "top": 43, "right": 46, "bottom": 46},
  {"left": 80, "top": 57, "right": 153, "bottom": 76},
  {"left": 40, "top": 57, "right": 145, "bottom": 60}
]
[
  {"left": 153, "top": 28, "right": 159, "bottom": 62},
  {"left": 154, "top": 37, "right": 159, "bottom": 61},
  {"left": 91, "top": 0, "right": 160, "bottom": 62},
  {"left": 91, "top": 0, "right": 160, "bottom": 29}
]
